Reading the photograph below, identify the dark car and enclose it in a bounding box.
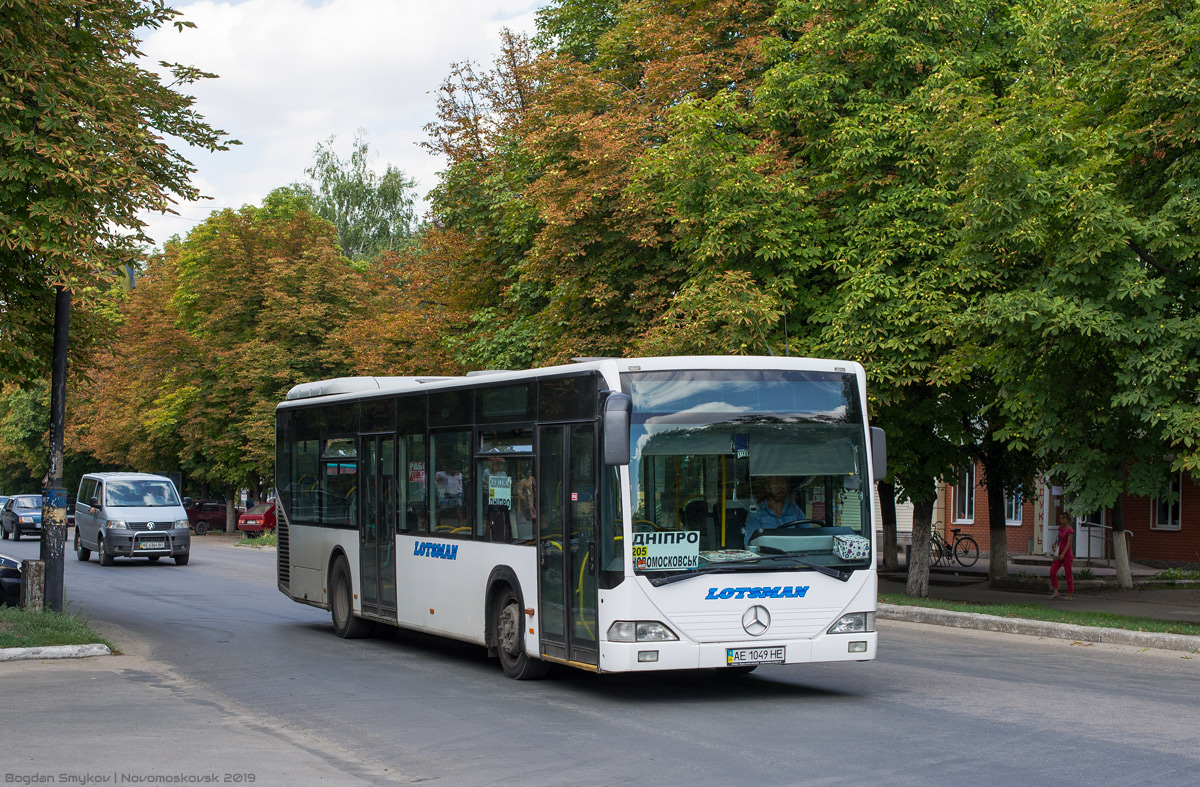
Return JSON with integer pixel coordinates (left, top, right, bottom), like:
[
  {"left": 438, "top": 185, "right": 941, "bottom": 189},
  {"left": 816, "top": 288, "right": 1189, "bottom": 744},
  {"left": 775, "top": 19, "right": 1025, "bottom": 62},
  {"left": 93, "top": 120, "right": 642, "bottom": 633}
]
[
  {"left": 237, "top": 502, "right": 276, "bottom": 534},
  {"left": 185, "top": 500, "right": 226, "bottom": 535},
  {"left": 0, "top": 553, "right": 20, "bottom": 607},
  {"left": 1, "top": 495, "right": 42, "bottom": 541}
]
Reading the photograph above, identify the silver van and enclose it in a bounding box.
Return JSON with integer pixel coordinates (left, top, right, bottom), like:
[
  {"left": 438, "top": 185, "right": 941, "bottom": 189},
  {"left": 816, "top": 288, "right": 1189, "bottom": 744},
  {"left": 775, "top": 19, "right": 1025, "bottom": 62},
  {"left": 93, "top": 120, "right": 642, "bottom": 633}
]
[{"left": 74, "top": 473, "right": 191, "bottom": 566}]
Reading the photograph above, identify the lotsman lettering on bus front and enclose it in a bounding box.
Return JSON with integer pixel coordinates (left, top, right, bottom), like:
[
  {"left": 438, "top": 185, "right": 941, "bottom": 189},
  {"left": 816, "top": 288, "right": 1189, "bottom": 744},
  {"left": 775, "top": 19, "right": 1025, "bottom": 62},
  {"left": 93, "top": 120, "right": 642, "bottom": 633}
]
[{"left": 704, "top": 586, "right": 809, "bottom": 600}]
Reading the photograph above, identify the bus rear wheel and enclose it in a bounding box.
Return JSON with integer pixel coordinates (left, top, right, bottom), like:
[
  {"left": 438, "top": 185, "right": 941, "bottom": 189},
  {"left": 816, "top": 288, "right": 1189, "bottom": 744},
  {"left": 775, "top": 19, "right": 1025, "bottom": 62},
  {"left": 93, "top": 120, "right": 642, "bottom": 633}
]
[
  {"left": 331, "top": 556, "right": 371, "bottom": 639},
  {"left": 495, "top": 588, "right": 548, "bottom": 680}
]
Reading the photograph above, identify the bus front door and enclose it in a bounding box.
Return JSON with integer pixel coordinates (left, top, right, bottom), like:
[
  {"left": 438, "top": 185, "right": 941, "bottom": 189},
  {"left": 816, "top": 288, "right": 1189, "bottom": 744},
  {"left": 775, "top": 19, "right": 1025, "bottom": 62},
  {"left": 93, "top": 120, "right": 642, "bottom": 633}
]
[
  {"left": 360, "top": 435, "right": 397, "bottom": 621},
  {"left": 537, "top": 424, "right": 599, "bottom": 668}
]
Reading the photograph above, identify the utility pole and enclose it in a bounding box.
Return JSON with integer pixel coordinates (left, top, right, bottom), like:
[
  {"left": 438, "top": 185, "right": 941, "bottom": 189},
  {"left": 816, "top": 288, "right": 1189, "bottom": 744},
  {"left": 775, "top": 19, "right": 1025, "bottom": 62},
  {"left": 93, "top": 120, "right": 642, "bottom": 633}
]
[{"left": 41, "top": 284, "right": 70, "bottom": 613}]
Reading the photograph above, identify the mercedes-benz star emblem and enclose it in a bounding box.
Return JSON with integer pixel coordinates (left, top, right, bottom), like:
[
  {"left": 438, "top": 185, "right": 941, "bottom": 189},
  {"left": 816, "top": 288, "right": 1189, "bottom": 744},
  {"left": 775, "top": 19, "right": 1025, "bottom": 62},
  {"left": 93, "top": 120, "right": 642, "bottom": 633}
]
[{"left": 742, "top": 605, "right": 771, "bottom": 637}]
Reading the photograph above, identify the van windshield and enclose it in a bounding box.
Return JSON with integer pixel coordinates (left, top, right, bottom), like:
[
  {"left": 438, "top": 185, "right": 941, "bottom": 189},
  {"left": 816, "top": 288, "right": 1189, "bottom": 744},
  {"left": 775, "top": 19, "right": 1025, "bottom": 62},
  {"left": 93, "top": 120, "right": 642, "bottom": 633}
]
[{"left": 105, "top": 480, "right": 181, "bottom": 508}]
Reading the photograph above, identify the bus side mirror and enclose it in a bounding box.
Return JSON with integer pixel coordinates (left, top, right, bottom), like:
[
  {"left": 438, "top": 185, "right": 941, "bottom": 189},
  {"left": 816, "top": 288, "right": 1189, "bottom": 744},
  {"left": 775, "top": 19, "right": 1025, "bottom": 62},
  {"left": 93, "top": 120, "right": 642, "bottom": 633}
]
[
  {"left": 603, "top": 393, "right": 632, "bottom": 466},
  {"left": 871, "top": 427, "right": 887, "bottom": 481}
]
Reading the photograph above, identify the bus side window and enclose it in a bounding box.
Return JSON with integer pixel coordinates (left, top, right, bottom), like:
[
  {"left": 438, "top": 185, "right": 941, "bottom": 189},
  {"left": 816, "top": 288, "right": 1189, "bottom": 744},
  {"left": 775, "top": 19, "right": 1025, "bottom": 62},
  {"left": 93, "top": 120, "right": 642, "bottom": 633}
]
[
  {"left": 432, "top": 431, "right": 471, "bottom": 536},
  {"left": 400, "top": 434, "right": 427, "bottom": 533}
]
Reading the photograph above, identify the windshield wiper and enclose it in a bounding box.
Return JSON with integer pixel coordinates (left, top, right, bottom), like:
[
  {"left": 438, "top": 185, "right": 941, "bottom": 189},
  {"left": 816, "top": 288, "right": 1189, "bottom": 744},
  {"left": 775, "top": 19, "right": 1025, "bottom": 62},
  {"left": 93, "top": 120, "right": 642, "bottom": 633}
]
[
  {"left": 648, "top": 555, "right": 851, "bottom": 586},
  {"left": 790, "top": 558, "right": 851, "bottom": 582}
]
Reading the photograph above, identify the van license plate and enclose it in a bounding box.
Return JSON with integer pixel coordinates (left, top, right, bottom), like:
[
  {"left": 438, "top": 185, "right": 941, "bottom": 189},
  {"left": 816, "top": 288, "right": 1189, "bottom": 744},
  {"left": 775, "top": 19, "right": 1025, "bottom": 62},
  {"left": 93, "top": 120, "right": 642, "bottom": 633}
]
[
  {"left": 727, "top": 646, "right": 785, "bottom": 666},
  {"left": 140, "top": 541, "right": 165, "bottom": 550}
]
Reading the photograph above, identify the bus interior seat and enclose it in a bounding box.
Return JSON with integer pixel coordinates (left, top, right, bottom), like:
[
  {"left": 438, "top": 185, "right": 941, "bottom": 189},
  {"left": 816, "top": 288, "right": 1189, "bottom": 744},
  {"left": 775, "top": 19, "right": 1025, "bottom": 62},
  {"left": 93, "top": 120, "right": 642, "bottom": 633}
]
[
  {"left": 683, "top": 499, "right": 714, "bottom": 547},
  {"left": 720, "top": 506, "right": 747, "bottom": 547}
]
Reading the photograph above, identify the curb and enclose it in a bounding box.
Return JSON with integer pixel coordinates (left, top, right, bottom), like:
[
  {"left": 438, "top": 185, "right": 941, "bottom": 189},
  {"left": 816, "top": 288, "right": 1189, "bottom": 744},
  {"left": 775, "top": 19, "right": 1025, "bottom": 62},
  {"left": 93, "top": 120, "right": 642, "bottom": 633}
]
[
  {"left": 878, "top": 604, "right": 1200, "bottom": 654},
  {"left": 0, "top": 643, "right": 112, "bottom": 663}
]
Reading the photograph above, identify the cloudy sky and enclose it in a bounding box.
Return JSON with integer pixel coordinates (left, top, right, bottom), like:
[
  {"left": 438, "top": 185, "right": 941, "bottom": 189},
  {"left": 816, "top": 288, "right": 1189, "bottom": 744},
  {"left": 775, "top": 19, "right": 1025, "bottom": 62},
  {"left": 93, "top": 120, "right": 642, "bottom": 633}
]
[{"left": 139, "top": 0, "right": 543, "bottom": 247}]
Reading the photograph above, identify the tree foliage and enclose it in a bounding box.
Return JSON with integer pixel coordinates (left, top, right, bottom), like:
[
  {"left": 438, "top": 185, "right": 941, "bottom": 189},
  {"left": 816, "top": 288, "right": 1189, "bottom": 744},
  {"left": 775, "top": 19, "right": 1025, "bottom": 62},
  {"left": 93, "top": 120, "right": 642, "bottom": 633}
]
[
  {"left": 0, "top": 0, "right": 235, "bottom": 382},
  {"left": 295, "top": 131, "right": 417, "bottom": 261},
  {"left": 71, "top": 191, "right": 375, "bottom": 509}
]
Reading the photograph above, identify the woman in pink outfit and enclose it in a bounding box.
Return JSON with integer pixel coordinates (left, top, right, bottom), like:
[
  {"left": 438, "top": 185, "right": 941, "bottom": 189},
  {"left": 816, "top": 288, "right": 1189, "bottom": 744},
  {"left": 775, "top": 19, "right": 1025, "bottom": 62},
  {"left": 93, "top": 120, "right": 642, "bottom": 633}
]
[{"left": 1049, "top": 511, "right": 1075, "bottom": 599}]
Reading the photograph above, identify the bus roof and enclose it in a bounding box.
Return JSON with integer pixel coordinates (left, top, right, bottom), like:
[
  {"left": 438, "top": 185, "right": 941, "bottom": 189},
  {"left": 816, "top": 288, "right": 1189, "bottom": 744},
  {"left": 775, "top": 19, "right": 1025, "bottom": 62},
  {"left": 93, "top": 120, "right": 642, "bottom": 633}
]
[{"left": 278, "top": 356, "right": 864, "bottom": 409}]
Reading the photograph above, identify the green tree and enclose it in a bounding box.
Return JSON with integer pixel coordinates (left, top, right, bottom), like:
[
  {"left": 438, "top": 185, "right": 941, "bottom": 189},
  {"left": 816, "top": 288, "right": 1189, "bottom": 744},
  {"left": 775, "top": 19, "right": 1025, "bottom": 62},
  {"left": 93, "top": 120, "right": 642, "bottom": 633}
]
[
  {"left": 0, "top": 0, "right": 236, "bottom": 382},
  {"left": 940, "top": 0, "right": 1200, "bottom": 586},
  {"left": 635, "top": 0, "right": 1028, "bottom": 594},
  {"left": 295, "top": 131, "right": 417, "bottom": 261}
]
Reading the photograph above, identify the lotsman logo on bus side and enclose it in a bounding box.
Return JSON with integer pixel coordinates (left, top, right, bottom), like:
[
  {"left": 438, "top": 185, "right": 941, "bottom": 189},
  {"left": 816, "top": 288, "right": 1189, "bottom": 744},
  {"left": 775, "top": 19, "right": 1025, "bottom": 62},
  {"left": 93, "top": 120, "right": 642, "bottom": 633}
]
[
  {"left": 705, "top": 586, "right": 809, "bottom": 600},
  {"left": 414, "top": 541, "right": 459, "bottom": 560}
]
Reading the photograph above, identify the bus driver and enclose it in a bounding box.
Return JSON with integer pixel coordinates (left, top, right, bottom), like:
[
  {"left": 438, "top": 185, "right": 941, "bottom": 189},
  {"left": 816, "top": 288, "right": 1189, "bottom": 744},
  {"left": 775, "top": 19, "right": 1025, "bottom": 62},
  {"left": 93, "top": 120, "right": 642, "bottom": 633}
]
[{"left": 745, "top": 476, "right": 807, "bottom": 545}]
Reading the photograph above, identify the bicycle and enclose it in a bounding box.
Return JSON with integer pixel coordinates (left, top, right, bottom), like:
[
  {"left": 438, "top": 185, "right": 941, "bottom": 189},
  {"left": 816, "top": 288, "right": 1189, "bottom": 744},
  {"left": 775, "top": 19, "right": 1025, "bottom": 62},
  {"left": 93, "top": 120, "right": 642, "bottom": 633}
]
[{"left": 930, "top": 527, "right": 979, "bottom": 568}]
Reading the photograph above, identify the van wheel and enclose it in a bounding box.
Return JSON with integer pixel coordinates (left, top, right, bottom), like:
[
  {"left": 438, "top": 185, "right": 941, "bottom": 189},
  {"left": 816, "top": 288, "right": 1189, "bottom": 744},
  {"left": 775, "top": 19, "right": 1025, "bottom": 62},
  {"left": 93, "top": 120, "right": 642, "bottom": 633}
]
[
  {"left": 174, "top": 554, "right": 189, "bottom": 566},
  {"left": 330, "top": 556, "right": 371, "bottom": 638},
  {"left": 75, "top": 530, "right": 91, "bottom": 562},
  {"left": 98, "top": 534, "right": 114, "bottom": 566},
  {"left": 495, "top": 586, "right": 549, "bottom": 680}
]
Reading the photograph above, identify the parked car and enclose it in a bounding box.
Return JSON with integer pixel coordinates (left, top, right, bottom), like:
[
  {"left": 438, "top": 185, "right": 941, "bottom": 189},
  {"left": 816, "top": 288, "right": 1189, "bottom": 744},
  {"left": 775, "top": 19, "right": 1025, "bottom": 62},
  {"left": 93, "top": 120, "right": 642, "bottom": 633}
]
[
  {"left": 237, "top": 502, "right": 276, "bottom": 534},
  {"left": 74, "top": 473, "right": 191, "bottom": 566},
  {"left": 184, "top": 499, "right": 227, "bottom": 535},
  {"left": 1, "top": 495, "right": 43, "bottom": 541},
  {"left": 0, "top": 553, "right": 20, "bottom": 607}
]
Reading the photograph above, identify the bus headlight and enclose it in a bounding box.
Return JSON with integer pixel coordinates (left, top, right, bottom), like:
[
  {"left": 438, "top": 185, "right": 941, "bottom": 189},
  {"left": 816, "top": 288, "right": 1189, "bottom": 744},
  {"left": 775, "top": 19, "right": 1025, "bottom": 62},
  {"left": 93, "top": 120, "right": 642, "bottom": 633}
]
[
  {"left": 607, "top": 621, "right": 679, "bottom": 643},
  {"left": 828, "top": 612, "right": 875, "bottom": 634}
]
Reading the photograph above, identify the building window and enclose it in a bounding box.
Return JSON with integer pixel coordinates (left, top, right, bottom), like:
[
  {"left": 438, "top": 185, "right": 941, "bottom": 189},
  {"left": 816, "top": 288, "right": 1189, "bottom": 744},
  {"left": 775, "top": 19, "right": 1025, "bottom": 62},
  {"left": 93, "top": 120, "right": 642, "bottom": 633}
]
[
  {"left": 953, "top": 465, "right": 975, "bottom": 523},
  {"left": 1004, "top": 489, "right": 1023, "bottom": 526},
  {"left": 1151, "top": 474, "right": 1182, "bottom": 531}
]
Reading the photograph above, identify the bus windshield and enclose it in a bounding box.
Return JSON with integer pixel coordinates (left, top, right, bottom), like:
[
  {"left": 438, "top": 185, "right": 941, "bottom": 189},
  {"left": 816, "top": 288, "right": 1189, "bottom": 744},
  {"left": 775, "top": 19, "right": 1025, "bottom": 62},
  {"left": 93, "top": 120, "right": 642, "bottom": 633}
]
[{"left": 624, "top": 370, "right": 871, "bottom": 581}]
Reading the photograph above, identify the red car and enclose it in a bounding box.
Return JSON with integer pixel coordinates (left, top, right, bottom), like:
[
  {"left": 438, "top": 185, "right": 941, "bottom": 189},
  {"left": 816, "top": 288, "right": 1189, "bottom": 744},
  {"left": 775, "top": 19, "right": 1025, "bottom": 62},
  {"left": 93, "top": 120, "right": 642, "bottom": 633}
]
[
  {"left": 237, "top": 502, "right": 277, "bottom": 533},
  {"left": 185, "top": 500, "right": 226, "bottom": 536}
]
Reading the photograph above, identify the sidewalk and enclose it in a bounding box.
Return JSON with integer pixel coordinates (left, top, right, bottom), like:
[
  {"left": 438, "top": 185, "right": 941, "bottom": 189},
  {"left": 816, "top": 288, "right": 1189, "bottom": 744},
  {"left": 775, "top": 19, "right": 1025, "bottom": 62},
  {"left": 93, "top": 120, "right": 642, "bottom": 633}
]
[{"left": 878, "top": 550, "right": 1200, "bottom": 652}]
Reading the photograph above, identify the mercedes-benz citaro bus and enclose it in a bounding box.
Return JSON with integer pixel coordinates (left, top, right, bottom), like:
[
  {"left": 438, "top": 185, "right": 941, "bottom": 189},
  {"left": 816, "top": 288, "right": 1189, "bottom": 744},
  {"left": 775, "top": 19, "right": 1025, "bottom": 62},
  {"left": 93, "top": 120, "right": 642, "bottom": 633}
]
[{"left": 275, "top": 356, "right": 885, "bottom": 679}]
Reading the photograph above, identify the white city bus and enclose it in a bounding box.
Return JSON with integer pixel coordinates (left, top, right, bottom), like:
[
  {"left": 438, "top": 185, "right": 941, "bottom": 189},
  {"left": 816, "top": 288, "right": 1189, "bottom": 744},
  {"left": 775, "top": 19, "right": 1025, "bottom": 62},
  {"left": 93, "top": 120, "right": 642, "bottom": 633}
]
[{"left": 275, "top": 356, "right": 885, "bottom": 679}]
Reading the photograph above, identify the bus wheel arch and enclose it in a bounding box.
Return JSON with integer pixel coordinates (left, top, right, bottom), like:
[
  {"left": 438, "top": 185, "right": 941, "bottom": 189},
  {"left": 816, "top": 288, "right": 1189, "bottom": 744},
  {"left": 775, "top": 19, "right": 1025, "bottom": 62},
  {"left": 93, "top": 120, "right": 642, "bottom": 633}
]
[
  {"left": 485, "top": 568, "right": 548, "bottom": 680},
  {"left": 329, "top": 551, "right": 371, "bottom": 639}
]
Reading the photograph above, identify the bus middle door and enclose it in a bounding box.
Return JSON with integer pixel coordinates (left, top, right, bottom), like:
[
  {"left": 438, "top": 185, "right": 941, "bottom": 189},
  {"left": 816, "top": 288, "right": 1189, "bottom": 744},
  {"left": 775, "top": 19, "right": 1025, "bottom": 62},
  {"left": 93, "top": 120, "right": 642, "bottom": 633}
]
[
  {"left": 360, "top": 434, "right": 397, "bottom": 621},
  {"left": 537, "top": 423, "right": 599, "bottom": 668}
]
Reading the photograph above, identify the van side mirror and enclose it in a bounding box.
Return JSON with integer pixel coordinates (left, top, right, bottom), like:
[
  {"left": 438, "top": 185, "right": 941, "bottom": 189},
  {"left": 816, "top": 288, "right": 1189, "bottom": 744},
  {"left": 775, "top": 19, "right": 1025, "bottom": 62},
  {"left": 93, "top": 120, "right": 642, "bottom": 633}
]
[
  {"left": 602, "top": 393, "right": 632, "bottom": 466},
  {"left": 871, "top": 427, "right": 887, "bottom": 481},
  {"left": 89, "top": 496, "right": 99, "bottom": 508}
]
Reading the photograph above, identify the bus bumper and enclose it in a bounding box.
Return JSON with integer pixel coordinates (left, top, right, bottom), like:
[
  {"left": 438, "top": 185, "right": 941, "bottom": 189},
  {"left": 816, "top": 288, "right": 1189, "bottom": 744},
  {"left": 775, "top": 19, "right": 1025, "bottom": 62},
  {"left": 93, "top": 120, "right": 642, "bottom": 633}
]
[{"left": 597, "top": 632, "right": 877, "bottom": 672}]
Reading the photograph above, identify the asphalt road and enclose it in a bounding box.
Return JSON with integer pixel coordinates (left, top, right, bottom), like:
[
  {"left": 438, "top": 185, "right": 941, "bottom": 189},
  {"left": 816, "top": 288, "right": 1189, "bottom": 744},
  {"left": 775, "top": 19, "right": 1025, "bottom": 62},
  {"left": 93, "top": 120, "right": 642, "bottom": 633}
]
[{"left": 3, "top": 534, "right": 1199, "bottom": 786}]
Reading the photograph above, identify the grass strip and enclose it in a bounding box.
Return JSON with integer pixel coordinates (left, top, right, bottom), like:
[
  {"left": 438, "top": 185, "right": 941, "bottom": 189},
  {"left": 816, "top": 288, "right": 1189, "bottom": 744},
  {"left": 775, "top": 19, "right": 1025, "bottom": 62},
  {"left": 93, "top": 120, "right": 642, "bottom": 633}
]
[
  {"left": 238, "top": 531, "right": 277, "bottom": 547},
  {"left": 0, "top": 606, "right": 115, "bottom": 650},
  {"left": 879, "top": 593, "right": 1200, "bottom": 637}
]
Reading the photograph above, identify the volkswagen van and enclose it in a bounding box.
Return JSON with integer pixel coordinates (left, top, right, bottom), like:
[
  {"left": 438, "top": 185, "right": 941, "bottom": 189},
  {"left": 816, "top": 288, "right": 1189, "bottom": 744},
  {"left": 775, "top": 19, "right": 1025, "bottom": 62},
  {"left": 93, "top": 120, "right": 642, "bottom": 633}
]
[{"left": 74, "top": 473, "right": 191, "bottom": 566}]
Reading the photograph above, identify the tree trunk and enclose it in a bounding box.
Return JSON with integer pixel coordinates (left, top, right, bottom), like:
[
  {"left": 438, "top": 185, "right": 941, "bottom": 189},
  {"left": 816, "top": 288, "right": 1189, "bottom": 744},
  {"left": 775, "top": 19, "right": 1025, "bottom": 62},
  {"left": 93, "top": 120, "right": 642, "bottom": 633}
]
[
  {"left": 225, "top": 486, "right": 238, "bottom": 533},
  {"left": 879, "top": 481, "right": 899, "bottom": 572},
  {"left": 986, "top": 472, "right": 1008, "bottom": 584},
  {"left": 1111, "top": 495, "right": 1133, "bottom": 588},
  {"left": 905, "top": 485, "right": 935, "bottom": 597}
]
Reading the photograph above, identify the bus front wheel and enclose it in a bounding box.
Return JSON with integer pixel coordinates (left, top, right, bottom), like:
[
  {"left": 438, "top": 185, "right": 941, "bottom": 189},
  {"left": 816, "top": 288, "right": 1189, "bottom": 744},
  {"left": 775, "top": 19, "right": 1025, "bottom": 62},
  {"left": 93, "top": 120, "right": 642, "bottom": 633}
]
[
  {"left": 495, "top": 587, "right": 548, "bottom": 680},
  {"left": 330, "top": 556, "right": 371, "bottom": 639}
]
